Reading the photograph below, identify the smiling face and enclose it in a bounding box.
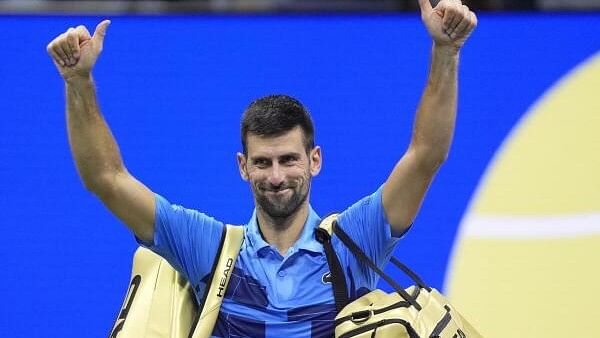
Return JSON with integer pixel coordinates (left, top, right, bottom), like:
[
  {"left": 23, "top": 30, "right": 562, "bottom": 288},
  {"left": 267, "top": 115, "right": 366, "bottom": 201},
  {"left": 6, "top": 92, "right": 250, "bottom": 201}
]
[{"left": 238, "top": 126, "right": 321, "bottom": 221}]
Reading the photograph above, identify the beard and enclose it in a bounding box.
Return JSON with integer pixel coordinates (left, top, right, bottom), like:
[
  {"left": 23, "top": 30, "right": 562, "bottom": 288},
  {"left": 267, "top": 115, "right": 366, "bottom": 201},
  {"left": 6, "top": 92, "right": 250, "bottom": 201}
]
[{"left": 253, "top": 177, "right": 310, "bottom": 221}]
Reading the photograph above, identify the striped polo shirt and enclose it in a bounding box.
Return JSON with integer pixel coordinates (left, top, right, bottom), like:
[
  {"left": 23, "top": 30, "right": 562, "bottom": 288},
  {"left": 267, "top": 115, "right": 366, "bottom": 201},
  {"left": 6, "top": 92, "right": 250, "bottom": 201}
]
[{"left": 142, "top": 185, "right": 400, "bottom": 338}]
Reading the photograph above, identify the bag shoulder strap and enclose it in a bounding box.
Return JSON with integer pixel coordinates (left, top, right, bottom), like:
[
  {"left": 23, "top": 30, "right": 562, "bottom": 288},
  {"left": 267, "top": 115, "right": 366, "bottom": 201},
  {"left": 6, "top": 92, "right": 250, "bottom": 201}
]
[
  {"left": 315, "top": 213, "right": 349, "bottom": 313},
  {"left": 189, "top": 224, "right": 244, "bottom": 338},
  {"left": 317, "top": 213, "right": 423, "bottom": 311}
]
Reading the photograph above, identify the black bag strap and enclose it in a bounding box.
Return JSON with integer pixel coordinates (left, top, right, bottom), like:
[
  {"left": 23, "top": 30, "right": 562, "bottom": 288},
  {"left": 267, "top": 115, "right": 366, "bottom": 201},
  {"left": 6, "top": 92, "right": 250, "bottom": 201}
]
[
  {"left": 390, "top": 256, "right": 430, "bottom": 292},
  {"left": 315, "top": 226, "right": 350, "bottom": 313},
  {"left": 317, "top": 214, "right": 424, "bottom": 311},
  {"left": 327, "top": 214, "right": 430, "bottom": 290}
]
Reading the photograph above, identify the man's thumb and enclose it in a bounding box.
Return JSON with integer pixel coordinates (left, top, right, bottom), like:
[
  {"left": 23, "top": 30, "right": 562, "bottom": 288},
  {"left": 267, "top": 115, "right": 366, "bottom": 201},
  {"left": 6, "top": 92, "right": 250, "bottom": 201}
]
[
  {"left": 418, "top": 0, "right": 433, "bottom": 14},
  {"left": 92, "top": 20, "right": 111, "bottom": 45}
]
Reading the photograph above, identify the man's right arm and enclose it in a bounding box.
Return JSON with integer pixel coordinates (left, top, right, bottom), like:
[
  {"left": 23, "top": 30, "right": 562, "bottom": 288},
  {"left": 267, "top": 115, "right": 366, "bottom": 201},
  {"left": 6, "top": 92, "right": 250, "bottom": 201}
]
[{"left": 48, "top": 20, "right": 155, "bottom": 243}]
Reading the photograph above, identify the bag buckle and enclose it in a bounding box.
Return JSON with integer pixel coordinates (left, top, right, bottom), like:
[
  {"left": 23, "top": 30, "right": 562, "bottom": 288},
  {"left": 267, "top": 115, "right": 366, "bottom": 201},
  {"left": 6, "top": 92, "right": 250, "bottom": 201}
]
[{"left": 350, "top": 310, "right": 372, "bottom": 324}]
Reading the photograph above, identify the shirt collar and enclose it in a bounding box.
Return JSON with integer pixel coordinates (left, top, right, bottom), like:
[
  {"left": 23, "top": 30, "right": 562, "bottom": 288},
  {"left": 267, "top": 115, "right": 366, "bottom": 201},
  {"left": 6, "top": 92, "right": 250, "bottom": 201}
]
[{"left": 245, "top": 206, "right": 323, "bottom": 256}]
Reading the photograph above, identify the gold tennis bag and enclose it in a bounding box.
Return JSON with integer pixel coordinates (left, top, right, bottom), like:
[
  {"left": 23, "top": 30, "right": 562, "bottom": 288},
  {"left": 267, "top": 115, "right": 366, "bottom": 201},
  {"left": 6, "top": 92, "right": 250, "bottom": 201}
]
[
  {"left": 109, "top": 224, "right": 244, "bottom": 338},
  {"left": 316, "top": 214, "right": 483, "bottom": 338}
]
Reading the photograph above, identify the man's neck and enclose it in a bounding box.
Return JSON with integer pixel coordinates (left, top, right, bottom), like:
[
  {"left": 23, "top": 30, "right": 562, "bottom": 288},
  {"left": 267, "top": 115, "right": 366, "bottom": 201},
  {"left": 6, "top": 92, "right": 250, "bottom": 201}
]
[{"left": 256, "top": 203, "right": 309, "bottom": 256}]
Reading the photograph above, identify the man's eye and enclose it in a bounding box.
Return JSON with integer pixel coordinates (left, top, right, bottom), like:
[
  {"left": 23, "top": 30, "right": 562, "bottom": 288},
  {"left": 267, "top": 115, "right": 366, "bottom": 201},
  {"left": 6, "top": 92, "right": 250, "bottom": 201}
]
[
  {"left": 280, "top": 156, "right": 297, "bottom": 165},
  {"left": 254, "top": 159, "right": 269, "bottom": 167}
]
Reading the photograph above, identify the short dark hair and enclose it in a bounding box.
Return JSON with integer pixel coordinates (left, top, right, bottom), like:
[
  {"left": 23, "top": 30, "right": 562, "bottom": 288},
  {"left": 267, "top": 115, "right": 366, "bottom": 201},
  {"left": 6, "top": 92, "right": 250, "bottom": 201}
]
[{"left": 241, "top": 94, "right": 315, "bottom": 154}]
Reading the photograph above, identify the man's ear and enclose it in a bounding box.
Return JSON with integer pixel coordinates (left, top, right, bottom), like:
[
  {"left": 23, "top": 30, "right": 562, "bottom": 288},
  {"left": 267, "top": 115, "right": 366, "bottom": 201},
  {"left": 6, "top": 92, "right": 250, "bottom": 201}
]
[
  {"left": 237, "top": 152, "right": 249, "bottom": 181},
  {"left": 309, "top": 146, "right": 322, "bottom": 176}
]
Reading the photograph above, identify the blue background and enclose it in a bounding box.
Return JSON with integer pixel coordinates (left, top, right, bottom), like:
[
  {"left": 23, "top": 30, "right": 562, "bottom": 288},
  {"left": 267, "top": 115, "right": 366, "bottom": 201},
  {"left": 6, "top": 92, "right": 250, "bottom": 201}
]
[{"left": 1, "top": 13, "right": 599, "bottom": 336}]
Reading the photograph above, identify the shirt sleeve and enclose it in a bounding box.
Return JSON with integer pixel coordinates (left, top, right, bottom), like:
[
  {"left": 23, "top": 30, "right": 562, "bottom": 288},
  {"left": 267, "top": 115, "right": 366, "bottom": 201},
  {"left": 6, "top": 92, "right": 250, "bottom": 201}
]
[
  {"left": 336, "top": 184, "right": 406, "bottom": 282},
  {"left": 136, "top": 193, "right": 225, "bottom": 286}
]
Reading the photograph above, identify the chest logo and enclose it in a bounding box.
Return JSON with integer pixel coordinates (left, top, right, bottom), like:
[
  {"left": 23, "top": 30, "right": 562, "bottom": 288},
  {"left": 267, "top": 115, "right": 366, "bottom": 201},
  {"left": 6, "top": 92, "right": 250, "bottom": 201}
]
[{"left": 322, "top": 271, "right": 332, "bottom": 284}]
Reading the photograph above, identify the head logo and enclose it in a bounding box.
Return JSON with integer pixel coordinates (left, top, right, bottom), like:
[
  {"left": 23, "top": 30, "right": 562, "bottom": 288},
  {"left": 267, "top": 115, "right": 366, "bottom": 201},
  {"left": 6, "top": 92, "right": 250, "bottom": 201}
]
[{"left": 217, "top": 257, "right": 234, "bottom": 298}]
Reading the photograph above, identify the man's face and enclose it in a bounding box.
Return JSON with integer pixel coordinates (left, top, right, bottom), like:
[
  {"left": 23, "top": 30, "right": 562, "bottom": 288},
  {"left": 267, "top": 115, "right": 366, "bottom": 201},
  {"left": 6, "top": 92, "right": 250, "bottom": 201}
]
[{"left": 237, "top": 127, "right": 321, "bottom": 220}]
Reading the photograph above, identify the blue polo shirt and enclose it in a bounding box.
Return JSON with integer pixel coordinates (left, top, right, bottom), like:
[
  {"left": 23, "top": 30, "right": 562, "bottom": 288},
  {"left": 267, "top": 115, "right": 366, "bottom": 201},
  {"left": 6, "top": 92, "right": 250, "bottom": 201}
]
[{"left": 141, "top": 185, "right": 400, "bottom": 338}]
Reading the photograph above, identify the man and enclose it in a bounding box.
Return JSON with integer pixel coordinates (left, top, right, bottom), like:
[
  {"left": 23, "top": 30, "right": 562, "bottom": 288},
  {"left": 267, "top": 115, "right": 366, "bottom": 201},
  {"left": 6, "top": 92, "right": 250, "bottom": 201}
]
[{"left": 46, "top": 0, "right": 476, "bottom": 336}]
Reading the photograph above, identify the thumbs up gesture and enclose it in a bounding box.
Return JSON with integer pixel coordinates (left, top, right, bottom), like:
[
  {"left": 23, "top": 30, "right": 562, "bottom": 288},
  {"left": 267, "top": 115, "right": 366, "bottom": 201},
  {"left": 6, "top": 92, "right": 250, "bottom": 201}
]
[
  {"left": 46, "top": 20, "right": 111, "bottom": 81},
  {"left": 418, "top": 0, "right": 477, "bottom": 50}
]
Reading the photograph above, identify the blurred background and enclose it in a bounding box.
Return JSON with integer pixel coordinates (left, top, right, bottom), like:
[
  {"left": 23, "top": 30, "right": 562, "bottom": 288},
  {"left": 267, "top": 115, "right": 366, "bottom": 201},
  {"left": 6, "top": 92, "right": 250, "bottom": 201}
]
[{"left": 1, "top": 1, "right": 599, "bottom": 338}]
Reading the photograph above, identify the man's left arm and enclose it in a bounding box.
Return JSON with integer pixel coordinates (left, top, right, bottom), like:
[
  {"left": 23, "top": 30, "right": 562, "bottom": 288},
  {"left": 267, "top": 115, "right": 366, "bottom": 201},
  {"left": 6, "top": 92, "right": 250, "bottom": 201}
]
[{"left": 383, "top": 0, "right": 477, "bottom": 235}]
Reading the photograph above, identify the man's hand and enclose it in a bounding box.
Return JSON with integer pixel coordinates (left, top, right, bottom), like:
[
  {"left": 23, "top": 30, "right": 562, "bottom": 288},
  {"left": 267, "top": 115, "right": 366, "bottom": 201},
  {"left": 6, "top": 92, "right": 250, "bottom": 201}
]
[
  {"left": 46, "top": 20, "right": 111, "bottom": 82},
  {"left": 418, "top": 0, "right": 477, "bottom": 50}
]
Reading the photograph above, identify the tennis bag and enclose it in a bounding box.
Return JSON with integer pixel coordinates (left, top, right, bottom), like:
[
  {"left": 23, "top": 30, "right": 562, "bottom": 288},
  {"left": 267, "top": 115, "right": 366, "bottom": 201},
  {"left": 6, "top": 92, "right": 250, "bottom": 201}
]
[
  {"left": 316, "top": 214, "right": 483, "bottom": 338},
  {"left": 109, "top": 224, "right": 244, "bottom": 338}
]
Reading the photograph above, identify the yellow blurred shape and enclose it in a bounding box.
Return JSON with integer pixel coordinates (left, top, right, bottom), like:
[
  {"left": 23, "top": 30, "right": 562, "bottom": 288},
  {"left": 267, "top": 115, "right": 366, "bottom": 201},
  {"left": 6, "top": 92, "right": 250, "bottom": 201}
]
[
  {"left": 447, "top": 52, "right": 600, "bottom": 338},
  {"left": 448, "top": 236, "right": 600, "bottom": 338},
  {"left": 473, "top": 53, "right": 600, "bottom": 215}
]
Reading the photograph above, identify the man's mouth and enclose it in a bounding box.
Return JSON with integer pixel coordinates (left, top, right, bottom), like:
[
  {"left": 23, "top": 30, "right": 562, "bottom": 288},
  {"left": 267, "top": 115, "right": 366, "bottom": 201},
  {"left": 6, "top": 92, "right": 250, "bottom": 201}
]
[{"left": 266, "top": 188, "right": 290, "bottom": 195}]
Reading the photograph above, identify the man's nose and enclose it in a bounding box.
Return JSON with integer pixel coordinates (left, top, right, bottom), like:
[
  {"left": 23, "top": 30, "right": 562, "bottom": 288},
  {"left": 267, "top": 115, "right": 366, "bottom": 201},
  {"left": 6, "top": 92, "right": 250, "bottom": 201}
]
[{"left": 268, "top": 163, "right": 285, "bottom": 186}]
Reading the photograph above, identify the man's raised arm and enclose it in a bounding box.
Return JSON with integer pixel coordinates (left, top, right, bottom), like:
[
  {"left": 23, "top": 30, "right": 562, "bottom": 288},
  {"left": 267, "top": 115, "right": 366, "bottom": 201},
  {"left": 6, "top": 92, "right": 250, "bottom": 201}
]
[
  {"left": 382, "top": 0, "right": 477, "bottom": 235},
  {"left": 47, "top": 20, "right": 156, "bottom": 243}
]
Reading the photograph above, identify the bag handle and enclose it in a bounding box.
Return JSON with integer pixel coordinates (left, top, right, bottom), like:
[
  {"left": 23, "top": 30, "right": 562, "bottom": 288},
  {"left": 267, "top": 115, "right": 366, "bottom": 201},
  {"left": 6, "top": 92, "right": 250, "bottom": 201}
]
[
  {"left": 317, "top": 214, "right": 424, "bottom": 311},
  {"left": 322, "top": 214, "right": 430, "bottom": 290},
  {"left": 188, "top": 224, "right": 245, "bottom": 338},
  {"left": 335, "top": 223, "right": 430, "bottom": 291},
  {"left": 389, "top": 256, "right": 430, "bottom": 292}
]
